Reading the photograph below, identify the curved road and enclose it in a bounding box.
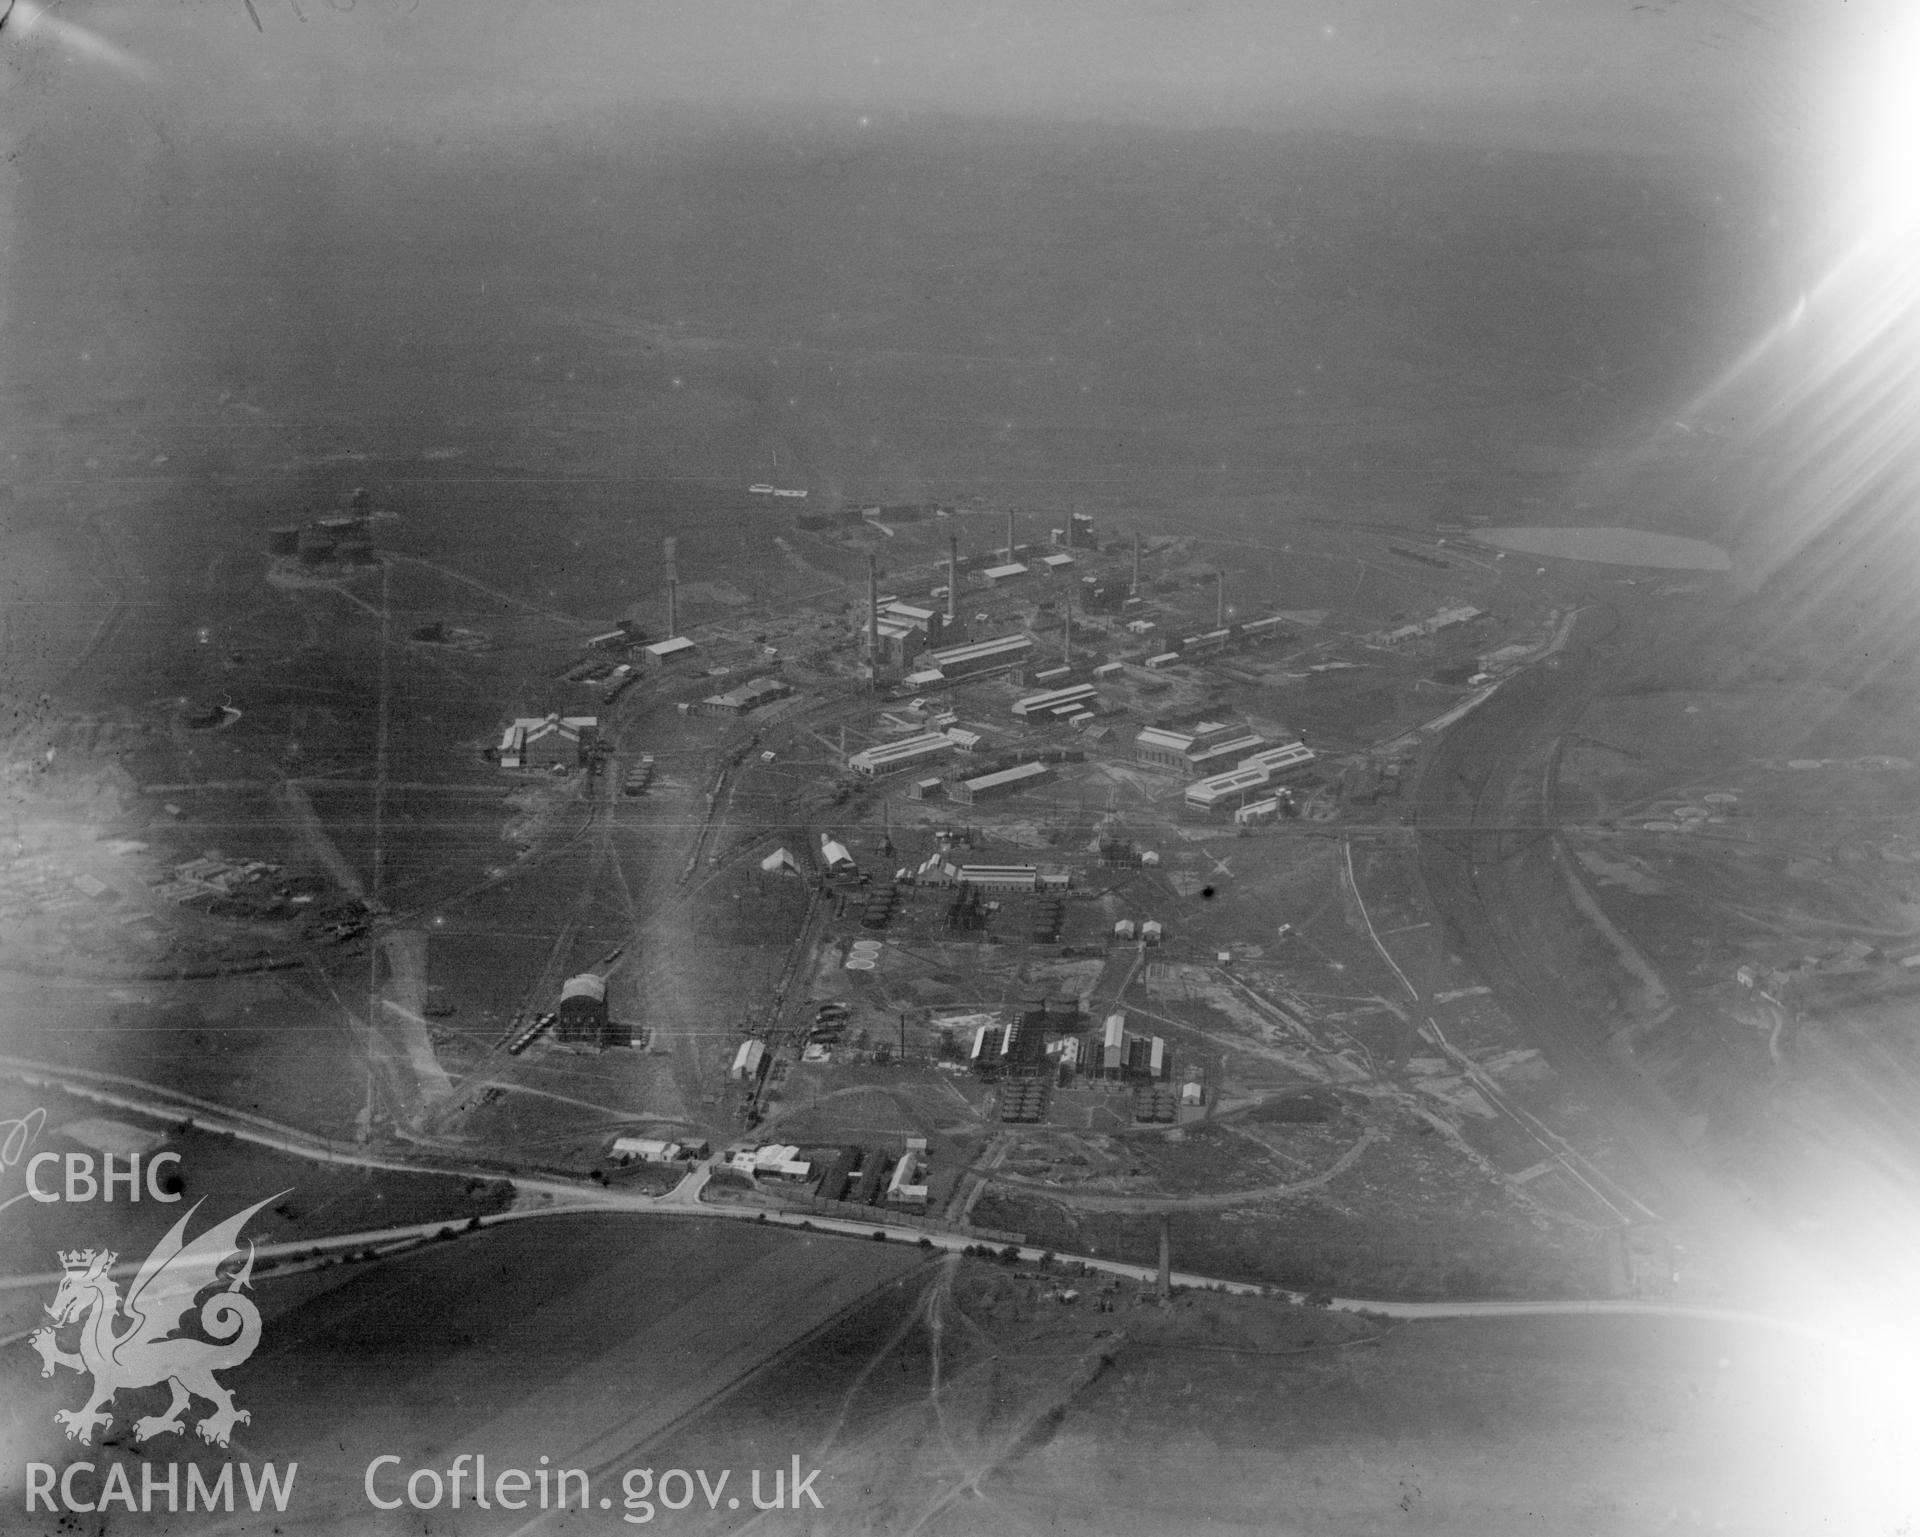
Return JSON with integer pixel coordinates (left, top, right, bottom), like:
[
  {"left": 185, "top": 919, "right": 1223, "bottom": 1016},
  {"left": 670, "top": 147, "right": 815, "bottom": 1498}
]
[{"left": 0, "top": 1053, "right": 1852, "bottom": 1343}]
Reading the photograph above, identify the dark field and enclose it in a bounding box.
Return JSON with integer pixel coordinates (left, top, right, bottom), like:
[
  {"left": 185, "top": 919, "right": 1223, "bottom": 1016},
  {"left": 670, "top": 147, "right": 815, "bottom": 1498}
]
[
  {"left": 4, "top": 1213, "right": 926, "bottom": 1535},
  {"left": 630, "top": 1259, "right": 1858, "bottom": 1537}
]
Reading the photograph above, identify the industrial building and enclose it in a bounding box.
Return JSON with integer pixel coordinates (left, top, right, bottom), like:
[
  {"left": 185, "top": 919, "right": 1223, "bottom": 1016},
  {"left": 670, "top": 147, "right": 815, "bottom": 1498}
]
[
  {"left": 947, "top": 864, "right": 1049, "bottom": 892},
  {"left": 1178, "top": 628, "right": 1233, "bottom": 657},
  {"left": 1011, "top": 682, "right": 1098, "bottom": 719},
  {"left": 817, "top": 1146, "right": 858, "bottom": 1202},
  {"left": 1040, "top": 552, "right": 1076, "bottom": 572},
  {"left": 1185, "top": 728, "right": 1266, "bottom": 769},
  {"left": 1372, "top": 605, "right": 1486, "bottom": 646},
  {"left": 886, "top": 1139, "right": 931, "bottom": 1207},
  {"left": 497, "top": 714, "right": 598, "bottom": 772},
  {"left": 611, "top": 1136, "right": 681, "bottom": 1163},
  {"left": 1096, "top": 1011, "right": 1170, "bottom": 1081},
  {"left": 928, "top": 633, "right": 1033, "bottom": 678},
  {"left": 881, "top": 601, "right": 945, "bottom": 646},
  {"left": 950, "top": 761, "right": 1053, "bottom": 804},
  {"left": 848, "top": 731, "right": 958, "bottom": 777},
  {"left": 696, "top": 676, "right": 792, "bottom": 716},
  {"left": 851, "top": 1150, "right": 889, "bottom": 1205},
  {"left": 730, "top": 1143, "right": 811, "bottom": 1179},
  {"left": 1143, "top": 651, "right": 1181, "bottom": 669},
  {"left": 1239, "top": 741, "right": 1317, "bottom": 778},
  {"left": 1185, "top": 763, "right": 1281, "bottom": 814},
  {"left": 1134, "top": 722, "right": 1265, "bottom": 772},
  {"left": 867, "top": 617, "right": 922, "bottom": 666},
  {"left": 981, "top": 561, "right": 1030, "bottom": 586},
  {"left": 555, "top": 974, "right": 615, "bottom": 1046},
  {"left": 643, "top": 636, "right": 698, "bottom": 664},
  {"left": 732, "top": 1038, "right": 768, "bottom": 1082},
  {"left": 1003, "top": 1009, "right": 1053, "bottom": 1070}
]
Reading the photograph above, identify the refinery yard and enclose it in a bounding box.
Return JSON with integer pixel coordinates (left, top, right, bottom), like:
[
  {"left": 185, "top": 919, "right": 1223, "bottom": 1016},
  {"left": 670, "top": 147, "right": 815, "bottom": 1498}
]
[
  {"left": 12, "top": 14, "right": 1920, "bottom": 1526},
  {"left": 0, "top": 479, "right": 1748, "bottom": 1305}
]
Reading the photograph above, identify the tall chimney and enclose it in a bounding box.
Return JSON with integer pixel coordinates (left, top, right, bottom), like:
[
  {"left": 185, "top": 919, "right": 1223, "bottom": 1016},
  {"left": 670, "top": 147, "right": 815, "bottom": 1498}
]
[
  {"left": 1216, "top": 570, "right": 1226, "bottom": 629},
  {"left": 664, "top": 537, "right": 678, "bottom": 637},
  {"left": 1005, "top": 507, "right": 1016, "bottom": 564},
  {"left": 1132, "top": 531, "right": 1142, "bottom": 596},
  {"left": 947, "top": 531, "right": 959, "bottom": 623},
  {"left": 1062, "top": 586, "right": 1072, "bottom": 666},
  {"left": 867, "top": 552, "right": 880, "bottom": 670},
  {"left": 1158, "top": 1215, "right": 1172, "bottom": 1300}
]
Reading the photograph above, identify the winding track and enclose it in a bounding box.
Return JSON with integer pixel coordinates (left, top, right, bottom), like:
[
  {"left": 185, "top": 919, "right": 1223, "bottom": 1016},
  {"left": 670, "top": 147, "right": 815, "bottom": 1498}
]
[
  {"left": 1406, "top": 606, "right": 1796, "bottom": 1274},
  {"left": 0, "top": 1052, "right": 1846, "bottom": 1337}
]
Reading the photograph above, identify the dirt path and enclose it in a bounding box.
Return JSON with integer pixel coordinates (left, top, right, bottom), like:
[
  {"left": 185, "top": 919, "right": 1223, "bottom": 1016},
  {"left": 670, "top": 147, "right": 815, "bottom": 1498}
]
[{"left": 985, "top": 1126, "right": 1381, "bottom": 1213}]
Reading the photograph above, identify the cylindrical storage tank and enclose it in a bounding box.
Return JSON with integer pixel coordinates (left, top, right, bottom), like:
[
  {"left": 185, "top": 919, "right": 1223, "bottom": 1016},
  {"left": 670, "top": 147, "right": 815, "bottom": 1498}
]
[{"left": 267, "top": 525, "right": 301, "bottom": 556}]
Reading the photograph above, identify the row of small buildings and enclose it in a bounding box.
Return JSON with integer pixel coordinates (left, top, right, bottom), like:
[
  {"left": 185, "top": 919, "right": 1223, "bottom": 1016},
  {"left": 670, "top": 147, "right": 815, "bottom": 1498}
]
[
  {"left": 961, "top": 1008, "right": 1185, "bottom": 1089},
  {"left": 1099, "top": 1012, "right": 1172, "bottom": 1080},
  {"left": 885, "top": 604, "right": 1295, "bottom": 688},
  {"left": 848, "top": 714, "right": 1316, "bottom": 816},
  {"left": 908, "top": 854, "right": 1072, "bottom": 893},
  {"left": 847, "top": 727, "right": 1067, "bottom": 805},
  {"left": 815, "top": 1139, "right": 932, "bottom": 1209}
]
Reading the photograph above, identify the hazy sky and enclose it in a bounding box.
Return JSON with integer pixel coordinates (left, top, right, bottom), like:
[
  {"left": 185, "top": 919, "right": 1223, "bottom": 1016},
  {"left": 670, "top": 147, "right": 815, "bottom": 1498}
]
[{"left": 0, "top": 0, "right": 1882, "bottom": 162}]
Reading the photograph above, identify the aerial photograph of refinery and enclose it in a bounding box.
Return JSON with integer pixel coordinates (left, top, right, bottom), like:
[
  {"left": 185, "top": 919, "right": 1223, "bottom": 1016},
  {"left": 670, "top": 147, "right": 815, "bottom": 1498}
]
[{"left": 5, "top": 2, "right": 1920, "bottom": 1533}]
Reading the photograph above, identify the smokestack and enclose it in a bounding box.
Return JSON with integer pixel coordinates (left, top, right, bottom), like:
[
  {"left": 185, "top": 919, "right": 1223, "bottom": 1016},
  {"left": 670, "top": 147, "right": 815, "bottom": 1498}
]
[
  {"left": 1062, "top": 586, "right": 1072, "bottom": 666},
  {"left": 1216, "top": 570, "right": 1225, "bottom": 629},
  {"left": 1158, "top": 1215, "right": 1171, "bottom": 1300},
  {"left": 947, "top": 532, "right": 959, "bottom": 623},
  {"left": 665, "top": 537, "right": 679, "bottom": 637},
  {"left": 1005, "top": 507, "right": 1016, "bottom": 564},
  {"left": 1132, "top": 531, "right": 1142, "bottom": 596},
  {"left": 867, "top": 552, "right": 880, "bottom": 670}
]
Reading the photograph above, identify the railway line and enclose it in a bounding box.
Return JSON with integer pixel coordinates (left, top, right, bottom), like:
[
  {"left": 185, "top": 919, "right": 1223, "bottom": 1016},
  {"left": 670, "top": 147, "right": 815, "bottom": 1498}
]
[{"left": 1406, "top": 608, "right": 1792, "bottom": 1270}]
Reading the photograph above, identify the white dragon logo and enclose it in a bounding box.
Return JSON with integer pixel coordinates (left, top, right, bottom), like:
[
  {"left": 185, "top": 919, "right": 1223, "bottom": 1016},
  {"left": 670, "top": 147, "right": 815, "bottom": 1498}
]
[{"left": 28, "top": 1192, "right": 282, "bottom": 1448}]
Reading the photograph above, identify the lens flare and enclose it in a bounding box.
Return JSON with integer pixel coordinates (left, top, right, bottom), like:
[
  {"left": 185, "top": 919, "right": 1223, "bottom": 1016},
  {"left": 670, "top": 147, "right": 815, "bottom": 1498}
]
[
  {"left": 5, "top": 1, "right": 156, "bottom": 82},
  {"left": 1837, "top": 5, "right": 1920, "bottom": 257}
]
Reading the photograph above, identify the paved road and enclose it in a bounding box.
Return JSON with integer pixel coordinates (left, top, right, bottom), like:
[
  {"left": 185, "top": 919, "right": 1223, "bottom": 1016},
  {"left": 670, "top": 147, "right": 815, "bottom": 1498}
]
[{"left": 0, "top": 1053, "right": 1847, "bottom": 1341}]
